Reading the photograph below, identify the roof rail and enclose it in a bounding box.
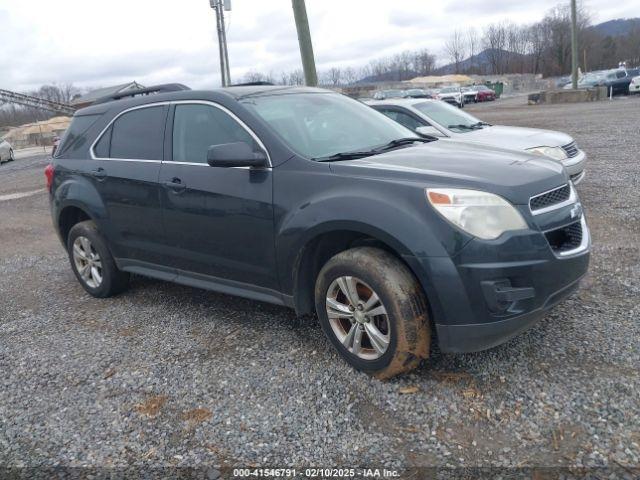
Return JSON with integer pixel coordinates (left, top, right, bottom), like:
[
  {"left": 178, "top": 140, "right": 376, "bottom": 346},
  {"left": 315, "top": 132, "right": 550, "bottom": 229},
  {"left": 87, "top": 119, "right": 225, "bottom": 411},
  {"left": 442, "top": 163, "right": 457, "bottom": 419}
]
[
  {"left": 92, "top": 83, "right": 191, "bottom": 105},
  {"left": 228, "top": 81, "right": 275, "bottom": 87}
]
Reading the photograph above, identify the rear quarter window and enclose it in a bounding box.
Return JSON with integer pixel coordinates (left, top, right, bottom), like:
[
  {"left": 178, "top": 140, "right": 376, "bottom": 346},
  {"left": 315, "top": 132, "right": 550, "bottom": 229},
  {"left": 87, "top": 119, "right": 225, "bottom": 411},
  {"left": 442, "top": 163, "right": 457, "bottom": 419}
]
[{"left": 55, "top": 114, "right": 101, "bottom": 157}]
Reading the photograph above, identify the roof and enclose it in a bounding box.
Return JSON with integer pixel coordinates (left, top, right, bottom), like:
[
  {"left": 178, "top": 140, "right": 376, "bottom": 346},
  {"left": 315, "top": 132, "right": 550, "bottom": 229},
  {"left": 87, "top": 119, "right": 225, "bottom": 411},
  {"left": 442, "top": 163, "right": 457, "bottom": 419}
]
[
  {"left": 76, "top": 86, "right": 332, "bottom": 116},
  {"left": 222, "top": 85, "right": 327, "bottom": 99},
  {"left": 70, "top": 82, "right": 144, "bottom": 105}
]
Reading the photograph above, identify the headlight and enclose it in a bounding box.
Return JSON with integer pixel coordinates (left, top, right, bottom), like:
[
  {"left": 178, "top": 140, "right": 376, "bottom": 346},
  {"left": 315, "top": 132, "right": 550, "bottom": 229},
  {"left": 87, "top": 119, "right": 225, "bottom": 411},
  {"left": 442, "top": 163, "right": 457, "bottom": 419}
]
[
  {"left": 426, "top": 188, "right": 528, "bottom": 240},
  {"left": 526, "top": 146, "right": 568, "bottom": 161}
]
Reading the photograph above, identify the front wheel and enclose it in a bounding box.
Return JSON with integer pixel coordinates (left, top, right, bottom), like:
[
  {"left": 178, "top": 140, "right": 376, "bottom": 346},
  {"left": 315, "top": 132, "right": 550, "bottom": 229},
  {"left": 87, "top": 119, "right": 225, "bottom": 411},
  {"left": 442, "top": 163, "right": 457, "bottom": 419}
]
[
  {"left": 315, "top": 247, "right": 430, "bottom": 379},
  {"left": 8, "top": 149, "right": 14, "bottom": 162}
]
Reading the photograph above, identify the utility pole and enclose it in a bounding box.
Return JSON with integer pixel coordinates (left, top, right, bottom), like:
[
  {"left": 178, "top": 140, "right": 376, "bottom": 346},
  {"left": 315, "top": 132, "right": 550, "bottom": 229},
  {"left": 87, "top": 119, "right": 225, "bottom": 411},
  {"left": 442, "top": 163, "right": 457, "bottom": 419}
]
[
  {"left": 291, "top": 0, "right": 318, "bottom": 86},
  {"left": 570, "top": 0, "right": 578, "bottom": 89},
  {"left": 210, "top": 0, "right": 231, "bottom": 86}
]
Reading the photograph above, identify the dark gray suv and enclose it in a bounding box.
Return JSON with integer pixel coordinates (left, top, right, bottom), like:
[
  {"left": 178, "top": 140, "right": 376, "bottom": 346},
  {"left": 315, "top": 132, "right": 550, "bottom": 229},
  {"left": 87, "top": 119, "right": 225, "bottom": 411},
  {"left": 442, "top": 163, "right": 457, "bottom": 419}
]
[{"left": 47, "top": 84, "right": 590, "bottom": 378}]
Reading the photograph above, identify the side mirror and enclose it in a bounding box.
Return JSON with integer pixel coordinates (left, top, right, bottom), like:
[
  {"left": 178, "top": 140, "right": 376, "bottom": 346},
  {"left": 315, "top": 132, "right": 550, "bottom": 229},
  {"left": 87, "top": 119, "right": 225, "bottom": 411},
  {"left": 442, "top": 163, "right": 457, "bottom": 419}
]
[
  {"left": 416, "top": 125, "right": 444, "bottom": 138},
  {"left": 207, "top": 142, "right": 268, "bottom": 168}
]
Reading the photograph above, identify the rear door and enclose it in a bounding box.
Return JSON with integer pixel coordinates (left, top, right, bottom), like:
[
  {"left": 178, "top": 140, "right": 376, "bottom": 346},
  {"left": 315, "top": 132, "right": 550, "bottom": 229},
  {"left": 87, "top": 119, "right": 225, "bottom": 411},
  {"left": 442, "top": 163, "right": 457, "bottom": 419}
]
[
  {"left": 159, "top": 102, "right": 278, "bottom": 291},
  {"left": 91, "top": 104, "right": 169, "bottom": 267}
]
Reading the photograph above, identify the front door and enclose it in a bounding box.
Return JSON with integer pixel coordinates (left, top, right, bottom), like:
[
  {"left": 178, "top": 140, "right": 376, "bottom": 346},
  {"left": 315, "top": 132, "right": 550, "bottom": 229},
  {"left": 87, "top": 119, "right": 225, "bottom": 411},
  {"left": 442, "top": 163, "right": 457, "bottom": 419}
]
[{"left": 159, "top": 102, "right": 278, "bottom": 291}]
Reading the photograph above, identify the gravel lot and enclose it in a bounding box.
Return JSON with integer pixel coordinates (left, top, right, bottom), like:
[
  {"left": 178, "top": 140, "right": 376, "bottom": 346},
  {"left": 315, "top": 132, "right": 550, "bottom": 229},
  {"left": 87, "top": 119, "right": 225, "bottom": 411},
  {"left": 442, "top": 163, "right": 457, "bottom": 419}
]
[{"left": 1, "top": 97, "right": 639, "bottom": 477}]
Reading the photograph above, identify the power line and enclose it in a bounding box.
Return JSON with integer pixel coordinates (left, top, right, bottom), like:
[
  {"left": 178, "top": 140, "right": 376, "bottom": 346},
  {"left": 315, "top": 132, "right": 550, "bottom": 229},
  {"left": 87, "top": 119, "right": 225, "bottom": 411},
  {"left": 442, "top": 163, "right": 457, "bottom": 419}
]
[{"left": 0, "top": 89, "right": 75, "bottom": 115}]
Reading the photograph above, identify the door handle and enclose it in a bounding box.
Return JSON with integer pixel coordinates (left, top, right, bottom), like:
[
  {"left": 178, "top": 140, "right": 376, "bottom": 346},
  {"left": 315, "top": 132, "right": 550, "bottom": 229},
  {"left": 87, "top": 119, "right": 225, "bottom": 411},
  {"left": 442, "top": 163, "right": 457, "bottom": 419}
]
[
  {"left": 162, "top": 177, "right": 187, "bottom": 193},
  {"left": 91, "top": 167, "right": 107, "bottom": 180}
]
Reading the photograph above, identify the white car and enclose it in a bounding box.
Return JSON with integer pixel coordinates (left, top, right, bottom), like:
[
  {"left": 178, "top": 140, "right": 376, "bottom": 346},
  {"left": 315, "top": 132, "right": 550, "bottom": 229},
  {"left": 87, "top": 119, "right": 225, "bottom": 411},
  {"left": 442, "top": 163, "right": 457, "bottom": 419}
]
[
  {"left": 630, "top": 75, "right": 640, "bottom": 94},
  {"left": 436, "top": 86, "right": 464, "bottom": 108},
  {"left": 0, "top": 139, "right": 14, "bottom": 164},
  {"left": 366, "top": 98, "right": 586, "bottom": 184}
]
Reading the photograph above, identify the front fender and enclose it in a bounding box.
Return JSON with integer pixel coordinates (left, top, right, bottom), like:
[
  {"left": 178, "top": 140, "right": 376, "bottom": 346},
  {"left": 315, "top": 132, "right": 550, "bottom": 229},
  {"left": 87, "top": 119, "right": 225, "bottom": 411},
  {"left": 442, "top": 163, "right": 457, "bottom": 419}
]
[{"left": 275, "top": 190, "right": 465, "bottom": 296}]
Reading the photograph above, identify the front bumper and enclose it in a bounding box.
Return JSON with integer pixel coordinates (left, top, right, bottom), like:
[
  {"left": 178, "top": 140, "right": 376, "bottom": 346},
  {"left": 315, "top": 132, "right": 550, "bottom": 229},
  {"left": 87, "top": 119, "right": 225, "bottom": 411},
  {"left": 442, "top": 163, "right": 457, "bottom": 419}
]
[
  {"left": 439, "top": 97, "right": 461, "bottom": 105},
  {"left": 404, "top": 213, "right": 590, "bottom": 353},
  {"left": 561, "top": 150, "right": 586, "bottom": 184}
]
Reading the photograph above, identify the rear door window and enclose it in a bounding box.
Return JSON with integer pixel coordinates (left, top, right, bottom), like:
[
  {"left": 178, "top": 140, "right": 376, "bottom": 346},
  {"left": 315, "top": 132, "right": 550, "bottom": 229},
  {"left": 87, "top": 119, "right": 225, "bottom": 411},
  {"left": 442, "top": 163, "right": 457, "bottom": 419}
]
[
  {"left": 109, "top": 106, "right": 166, "bottom": 160},
  {"left": 172, "top": 104, "right": 257, "bottom": 164}
]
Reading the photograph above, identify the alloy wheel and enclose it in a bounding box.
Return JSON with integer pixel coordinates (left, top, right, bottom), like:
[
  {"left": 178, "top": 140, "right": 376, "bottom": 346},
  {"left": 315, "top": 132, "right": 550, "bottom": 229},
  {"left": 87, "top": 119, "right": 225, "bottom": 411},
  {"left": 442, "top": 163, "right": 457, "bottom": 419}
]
[
  {"left": 325, "top": 276, "right": 390, "bottom": 360},
  {"left": 72, "top": 236, "right": 103, "bottom": 288}
]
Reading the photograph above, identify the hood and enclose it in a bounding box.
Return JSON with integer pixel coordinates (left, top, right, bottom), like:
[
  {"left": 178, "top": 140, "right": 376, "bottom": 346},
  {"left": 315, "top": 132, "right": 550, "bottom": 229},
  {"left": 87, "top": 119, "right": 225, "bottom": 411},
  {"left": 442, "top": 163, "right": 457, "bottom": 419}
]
[
  {"left": 456, "top": 125, "right": 573, "bottom": 151},
  {"left": 329, "top": 139, "right": 567, "bottom": 205}
]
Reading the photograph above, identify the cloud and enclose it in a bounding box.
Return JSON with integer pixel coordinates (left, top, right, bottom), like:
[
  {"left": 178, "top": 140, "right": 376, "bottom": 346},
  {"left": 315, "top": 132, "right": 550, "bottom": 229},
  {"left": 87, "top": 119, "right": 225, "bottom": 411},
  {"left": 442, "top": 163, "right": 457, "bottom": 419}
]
[{"left": 0, "top": 0, "right": 637, "bottom": 92}]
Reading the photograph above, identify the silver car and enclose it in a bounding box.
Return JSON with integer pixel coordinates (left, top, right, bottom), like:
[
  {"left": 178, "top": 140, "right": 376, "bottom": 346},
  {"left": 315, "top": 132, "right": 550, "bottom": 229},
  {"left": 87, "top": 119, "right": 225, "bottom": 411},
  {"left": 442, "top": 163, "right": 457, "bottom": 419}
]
[
  {"left": 0, "top": 139, "right": 15, "bottom": 164},
  {"left": 367, "top": 98, "right": 586, "bottom": 183}
]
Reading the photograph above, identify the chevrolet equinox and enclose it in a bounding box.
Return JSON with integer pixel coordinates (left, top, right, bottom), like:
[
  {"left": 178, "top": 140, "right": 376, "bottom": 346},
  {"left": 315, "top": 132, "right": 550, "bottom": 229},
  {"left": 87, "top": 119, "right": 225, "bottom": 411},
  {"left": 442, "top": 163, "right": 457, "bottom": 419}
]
[{"left": 47, "top": 84, "right": 590, "bottom": 378}]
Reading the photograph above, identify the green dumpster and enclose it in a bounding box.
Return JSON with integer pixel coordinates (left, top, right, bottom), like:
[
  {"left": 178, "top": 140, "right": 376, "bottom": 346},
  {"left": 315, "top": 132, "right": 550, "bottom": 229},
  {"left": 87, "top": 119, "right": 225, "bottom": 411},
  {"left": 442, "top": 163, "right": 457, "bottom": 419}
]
[{"left": 486, "top": 81, "right": 504, "bottom": 98}]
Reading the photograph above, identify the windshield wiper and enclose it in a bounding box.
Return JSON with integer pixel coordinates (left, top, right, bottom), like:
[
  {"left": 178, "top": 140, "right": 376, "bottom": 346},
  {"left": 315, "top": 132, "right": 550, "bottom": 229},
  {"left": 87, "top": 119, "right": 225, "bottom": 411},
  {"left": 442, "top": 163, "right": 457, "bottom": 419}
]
[
  {"left": 376, "top": 137, "right": 433, "bottom": 151},
  {"left": 471, "top": 121, "right": 491, "bottom": 128},
  {"left": 448, "top": 124, "right": 480, "bottom": 131},
  {"left": 313, "top": 138, "right": 432, "bottom": 162},
  {"left": 313, "top": 151, "right": 376, "bottom": 162}
]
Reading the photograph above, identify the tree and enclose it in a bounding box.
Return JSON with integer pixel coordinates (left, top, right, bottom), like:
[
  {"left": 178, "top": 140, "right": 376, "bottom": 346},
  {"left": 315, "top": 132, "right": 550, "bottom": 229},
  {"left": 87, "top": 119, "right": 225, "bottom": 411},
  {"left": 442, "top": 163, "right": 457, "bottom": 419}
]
[
  {"left": 444, "top": 30, "right": 467, "bottom": 73},
  {"left": 482, "top": 23, "right": 508, "bottom": 74},
  {"left": 466, "top": 28, "right": 480, "bottom": 72}
]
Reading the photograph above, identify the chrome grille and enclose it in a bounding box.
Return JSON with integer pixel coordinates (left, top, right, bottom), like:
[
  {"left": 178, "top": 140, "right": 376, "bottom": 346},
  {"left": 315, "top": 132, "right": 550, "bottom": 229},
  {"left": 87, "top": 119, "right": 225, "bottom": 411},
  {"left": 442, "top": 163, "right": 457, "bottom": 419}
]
[
  {"left": 562, "top": 141, "right": 579, "bottom": 158},
  {"left": 545, "top": 220, "right": 583, "bottom": 253},
  {"left": 530, "top": 184, "right": 571, "bottom": 212}
]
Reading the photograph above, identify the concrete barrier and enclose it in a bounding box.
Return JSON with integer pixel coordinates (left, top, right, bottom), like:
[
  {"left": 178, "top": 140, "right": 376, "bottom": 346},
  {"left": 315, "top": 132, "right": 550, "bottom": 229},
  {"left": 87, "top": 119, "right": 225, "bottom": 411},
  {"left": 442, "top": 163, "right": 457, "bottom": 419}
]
[{"left": 528, "top": 87, "right": 608, "bottom": 105}]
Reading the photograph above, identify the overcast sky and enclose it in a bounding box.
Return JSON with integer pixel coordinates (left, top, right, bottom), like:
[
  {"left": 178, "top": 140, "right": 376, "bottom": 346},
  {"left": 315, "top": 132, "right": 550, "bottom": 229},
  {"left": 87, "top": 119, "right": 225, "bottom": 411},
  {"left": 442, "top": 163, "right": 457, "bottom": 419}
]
[{"left": 0, "top": 0, "right": 637, "bottom": 92}]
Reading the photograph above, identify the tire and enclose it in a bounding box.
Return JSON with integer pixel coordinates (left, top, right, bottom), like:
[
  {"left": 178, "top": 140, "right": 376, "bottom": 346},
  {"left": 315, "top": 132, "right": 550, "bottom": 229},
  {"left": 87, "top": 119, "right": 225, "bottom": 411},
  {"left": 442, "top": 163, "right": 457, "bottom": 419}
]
[
  {"left": 8, "top": 149, "right": 14, "bottom": 162},
  {"left": 67, "top": 220, "right": 129, "bottom": 298},
  {"left": 315, "top": 247, "right": 430, "bottom": 379}
]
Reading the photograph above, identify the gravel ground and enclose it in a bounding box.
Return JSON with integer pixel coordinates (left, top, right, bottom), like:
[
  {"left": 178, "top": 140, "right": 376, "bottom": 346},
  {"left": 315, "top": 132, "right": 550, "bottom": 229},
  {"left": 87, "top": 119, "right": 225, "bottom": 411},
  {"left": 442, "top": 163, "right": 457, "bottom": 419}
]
[{"left": 1, "top": 97, "right": 639, "bottom": 477}]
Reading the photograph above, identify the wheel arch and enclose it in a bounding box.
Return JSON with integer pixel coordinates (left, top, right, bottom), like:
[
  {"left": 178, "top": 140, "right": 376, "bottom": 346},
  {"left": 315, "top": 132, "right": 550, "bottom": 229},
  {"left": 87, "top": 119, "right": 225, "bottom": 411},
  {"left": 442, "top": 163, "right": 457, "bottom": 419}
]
[
  {"left": 57, "top": 204, "right": 94, "bottom": 246},
  {"left": 290, "top": 222, "right": 427, "bottom": 318}
]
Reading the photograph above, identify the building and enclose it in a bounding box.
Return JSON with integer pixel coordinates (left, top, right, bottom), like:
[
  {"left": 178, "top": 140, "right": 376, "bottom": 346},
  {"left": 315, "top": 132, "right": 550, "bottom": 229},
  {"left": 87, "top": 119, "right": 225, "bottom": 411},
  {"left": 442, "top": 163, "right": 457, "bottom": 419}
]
[{"left": 70, "top": 81, "right": 144, "bottom": 109}]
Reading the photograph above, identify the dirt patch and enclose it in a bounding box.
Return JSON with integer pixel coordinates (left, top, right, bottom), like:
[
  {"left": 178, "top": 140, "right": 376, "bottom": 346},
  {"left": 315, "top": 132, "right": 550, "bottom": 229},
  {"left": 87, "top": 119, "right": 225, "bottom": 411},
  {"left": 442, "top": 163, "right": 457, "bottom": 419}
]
[
  {"left": 181, "top": 408, "right": 213, "bottom": 424},
  {"left": 134, "top": 395, "right": 168, "bottom": 417}
]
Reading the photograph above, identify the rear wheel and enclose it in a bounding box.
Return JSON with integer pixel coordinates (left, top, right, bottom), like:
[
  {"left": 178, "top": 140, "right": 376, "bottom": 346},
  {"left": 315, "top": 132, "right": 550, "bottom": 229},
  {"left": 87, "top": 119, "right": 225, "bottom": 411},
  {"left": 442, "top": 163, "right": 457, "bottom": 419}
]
[
  {"left": 8, "top": 149, "right": 14, "bottom": 162},
  {"left": 67, "top": 220, "right": 129, "bottom": 298},
  {"left": 315, "top": 247, "right": 430, "bottom": 379}
]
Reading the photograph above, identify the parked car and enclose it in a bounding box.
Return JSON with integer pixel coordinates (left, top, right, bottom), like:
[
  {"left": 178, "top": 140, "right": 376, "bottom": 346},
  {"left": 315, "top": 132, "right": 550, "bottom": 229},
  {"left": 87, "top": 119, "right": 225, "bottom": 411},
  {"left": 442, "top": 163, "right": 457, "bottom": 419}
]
[
  {"left": 601, "top": 69, "right": 639, "bottom": 96},
  {"left": 373, "top": 89, "right": 405, "bottom": 100},
  {"left": 0, "top": 139, "right": 15, "bottom": 164},
  {"left": 563, "top": 71, "right": 607, "bottom": 90},
  {"left": 475, "top": 85, "right": 497, "bottom": 101},
  {"left": 463, "top": 85, "right": 497, "bottom": 102},
  {"left": 630, "top": 73, "right": 640, "bottom": 94},
  {"left": 47, "top": 84, "right": 590, "bottom": 378},
  {"left": 402, "top": 88, "right": 434, "bottom": 99},
  {"left": 367, "top": 98, "right": 586, "bottom": 184},
  {"left": 565, "top": 69, "right": 640, "bottom": 96},
  {"left": 556, "top": 76, "right": 572, "bottom": 88},
  {"left": 436, "top": 86, "right": 464, "bottom": 108},
  {"left": 461, "top": 86, "right": 478, "bottom": 104}
]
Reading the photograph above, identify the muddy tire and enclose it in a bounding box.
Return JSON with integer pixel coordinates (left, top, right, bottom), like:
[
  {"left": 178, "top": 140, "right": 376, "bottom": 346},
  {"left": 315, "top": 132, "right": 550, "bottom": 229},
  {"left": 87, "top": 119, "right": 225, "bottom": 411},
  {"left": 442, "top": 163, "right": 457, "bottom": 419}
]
[
  {"left": 67, "top": 220, "right": 130, "bottom": 298},
  {"left": 315, "top": 247, "right": 430, "bottom": 379}
]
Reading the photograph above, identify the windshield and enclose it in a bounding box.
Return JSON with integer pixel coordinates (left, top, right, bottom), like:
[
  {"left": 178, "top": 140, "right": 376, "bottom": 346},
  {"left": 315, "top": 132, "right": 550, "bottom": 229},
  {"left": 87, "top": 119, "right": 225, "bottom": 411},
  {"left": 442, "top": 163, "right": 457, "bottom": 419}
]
[
  {"left": 580, "top": 73, "right": 605, "bottom": 84},
  {"left": 242, "top": 93, "right": 416, "bottom": 159},
  {"left": 413, "top": 101, "right": 485, "bottom": 133}
]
